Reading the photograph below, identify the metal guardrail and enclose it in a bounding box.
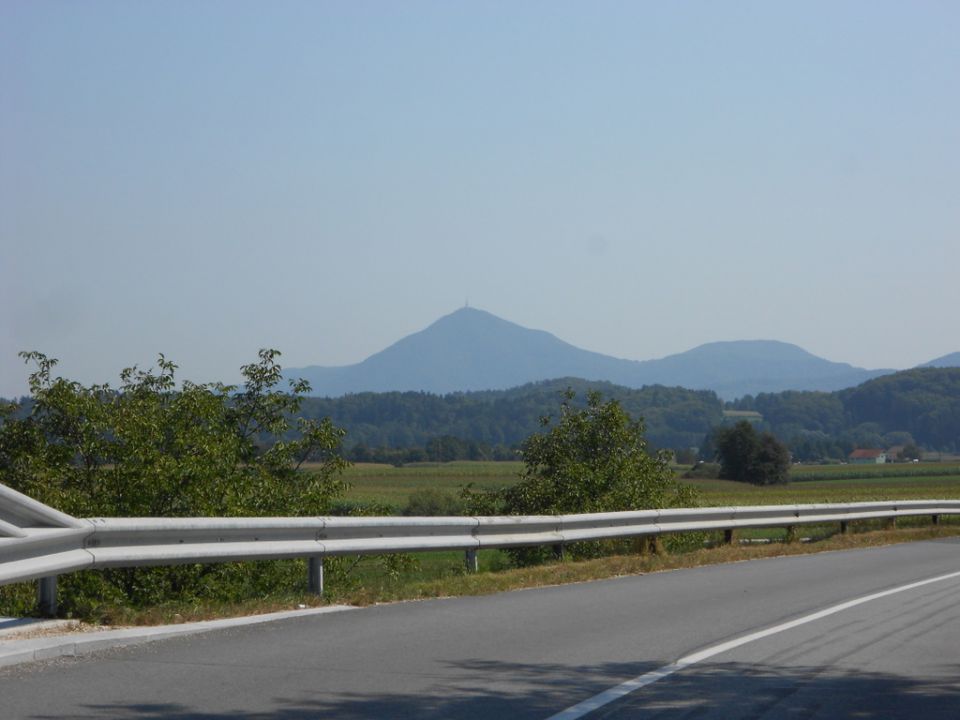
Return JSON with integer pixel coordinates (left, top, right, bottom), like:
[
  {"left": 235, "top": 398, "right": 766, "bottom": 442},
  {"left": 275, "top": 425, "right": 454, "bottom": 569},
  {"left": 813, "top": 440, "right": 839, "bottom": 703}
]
[{"left": 2, "top": 481, "right": 958, "bottom": 614}]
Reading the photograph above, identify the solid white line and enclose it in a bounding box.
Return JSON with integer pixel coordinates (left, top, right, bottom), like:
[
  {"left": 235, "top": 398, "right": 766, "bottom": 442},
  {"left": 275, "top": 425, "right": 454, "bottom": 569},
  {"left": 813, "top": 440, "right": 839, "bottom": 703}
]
[{"left": 546, "top": 568, "right": 960, "bottom": 720}]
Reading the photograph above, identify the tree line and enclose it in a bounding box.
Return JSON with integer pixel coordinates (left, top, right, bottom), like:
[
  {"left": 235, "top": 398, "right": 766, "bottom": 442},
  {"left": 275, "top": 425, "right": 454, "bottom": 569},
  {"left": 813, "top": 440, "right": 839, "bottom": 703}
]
[
  {"left": 4, "top": 365, "right": 958, "bottom": 465},
  {"left": 295, "top": 378, "right": 723, "bottom": 459},
  {"left": 729, "top": 368, "right": 960, "bottom": 458},
  {"left": 298, "top": 368, "right": 960, "bottom": 461}
]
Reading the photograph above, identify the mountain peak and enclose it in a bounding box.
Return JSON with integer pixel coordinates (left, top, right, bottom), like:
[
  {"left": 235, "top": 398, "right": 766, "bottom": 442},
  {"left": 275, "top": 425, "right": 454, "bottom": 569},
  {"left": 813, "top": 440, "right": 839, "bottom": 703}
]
[
  {"left": 282, "top": 309, "right": 892, "bottom": 399},
  {"left": 429, "top": 305, "right": 521, "bottom": 330}
]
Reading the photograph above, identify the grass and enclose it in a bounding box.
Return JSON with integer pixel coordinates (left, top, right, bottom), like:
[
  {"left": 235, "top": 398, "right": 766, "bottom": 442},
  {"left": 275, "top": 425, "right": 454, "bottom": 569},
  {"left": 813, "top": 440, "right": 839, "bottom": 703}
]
[
  {"left": 341, "top": 461, "right": 522, "bottom": 510},
  {"left": 685, "top": 471, "right": 960, "bottom": 506},
  {"left": 356, "top": 523, "right": 960, "bottom": 606},
  {"left": 9, "top": 460, "right": 960, "bottom": 627},
  {"left": 52, "top": 521, "right": 960, "bottom": 627},
  {"left": 339, "top": 460, "right": 960, "bottom": 511}
]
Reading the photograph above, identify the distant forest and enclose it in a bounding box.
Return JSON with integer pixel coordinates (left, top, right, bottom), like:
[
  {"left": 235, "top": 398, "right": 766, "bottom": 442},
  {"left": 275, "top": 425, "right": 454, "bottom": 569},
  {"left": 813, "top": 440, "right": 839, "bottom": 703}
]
[
  {"left": 5, "top": 369, "right": 958, "bottom": 465},
  {"left": 296, "top": 368, "right": 960, "bottom": 463},
  {"left": 297, "top": 379, "right": 722, "bottom": 463},
  {"left": 729, "top": 367, "right": 960, "bottom": 460}
]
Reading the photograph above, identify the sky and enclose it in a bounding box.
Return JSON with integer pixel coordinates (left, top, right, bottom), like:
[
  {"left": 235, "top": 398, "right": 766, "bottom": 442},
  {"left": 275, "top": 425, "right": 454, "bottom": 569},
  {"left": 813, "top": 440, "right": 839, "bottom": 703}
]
[{"left": 2, "top": 1, "right": 958, "bottom": 398}]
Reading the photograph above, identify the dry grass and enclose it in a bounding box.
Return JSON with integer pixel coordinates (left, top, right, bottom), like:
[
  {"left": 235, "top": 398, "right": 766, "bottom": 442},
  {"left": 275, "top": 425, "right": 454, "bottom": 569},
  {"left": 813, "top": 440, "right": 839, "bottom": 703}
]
[{"left": 338, "top": 524, "right": 960, "bottom": 605}]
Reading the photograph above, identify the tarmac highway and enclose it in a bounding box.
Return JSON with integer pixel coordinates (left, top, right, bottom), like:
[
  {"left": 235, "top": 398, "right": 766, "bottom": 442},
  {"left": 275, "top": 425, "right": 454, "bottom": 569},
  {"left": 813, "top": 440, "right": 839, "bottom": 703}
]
[{"left": 2, "top": 537, "right": 960, "bottom": 719}]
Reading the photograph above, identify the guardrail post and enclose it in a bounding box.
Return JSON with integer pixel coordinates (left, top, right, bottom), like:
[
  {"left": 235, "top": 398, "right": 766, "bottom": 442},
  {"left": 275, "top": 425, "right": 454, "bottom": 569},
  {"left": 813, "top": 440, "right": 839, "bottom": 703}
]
[
  {"left": 886, "top": 517, "right": 897, "bottom": 530},
  {"left": 307, "top": 557, "right": 324, "bottom": 595},
  {"left": 723, "top": 529, "right": 736, "bottom": 545},
  {"left": 932, "top": 515, "right": 941, "bottom": 526},
  {"left": 38, "top": 576, "right": 58, "bottom": 617},
  {"left": 840, "top": 521, "right": 849, "bottom": 535},
  {"left": 464, "top": 549, "right": 478, "bottom": 572},
  {"left": 785, "top": 526, "right": 797, "bottom": 544},
  {"left": 552, "top": 543, "right": 565, "bottom": 561}
]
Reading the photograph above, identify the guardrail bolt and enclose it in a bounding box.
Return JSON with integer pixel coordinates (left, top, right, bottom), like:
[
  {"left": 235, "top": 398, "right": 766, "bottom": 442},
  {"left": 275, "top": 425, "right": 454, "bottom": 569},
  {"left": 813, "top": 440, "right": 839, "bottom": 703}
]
[
  {"left": 307, "top": 556, "right": 324, "bottom": 595},
  {"left": 464, "top": 549, "right": 479, "bottom": 573},
  {"left": 38, "top": 575, "right": 58, "bottom": 617}
]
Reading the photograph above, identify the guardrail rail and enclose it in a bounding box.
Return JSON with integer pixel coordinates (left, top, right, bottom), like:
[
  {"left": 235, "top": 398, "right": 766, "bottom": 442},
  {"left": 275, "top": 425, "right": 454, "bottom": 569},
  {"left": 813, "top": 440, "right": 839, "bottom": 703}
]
[{"left": 2, "top": 481, "right": 957, "bottom": 615}]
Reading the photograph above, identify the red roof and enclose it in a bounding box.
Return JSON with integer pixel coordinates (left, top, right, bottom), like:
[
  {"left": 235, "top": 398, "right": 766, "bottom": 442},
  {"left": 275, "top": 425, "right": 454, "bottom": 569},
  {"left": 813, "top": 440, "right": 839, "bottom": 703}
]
[{"left": 849, "top": 449, "right": 885, "bottom": 459}]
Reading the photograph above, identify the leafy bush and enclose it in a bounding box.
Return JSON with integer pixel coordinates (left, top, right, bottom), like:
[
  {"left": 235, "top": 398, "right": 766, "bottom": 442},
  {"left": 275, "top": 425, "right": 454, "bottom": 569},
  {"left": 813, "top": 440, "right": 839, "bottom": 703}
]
[
  {"left": 463, "top": 390, "right": 697, "bottom": 564},
  {"left": 0, "top": 350, "right": 349, "bottom": 615}
]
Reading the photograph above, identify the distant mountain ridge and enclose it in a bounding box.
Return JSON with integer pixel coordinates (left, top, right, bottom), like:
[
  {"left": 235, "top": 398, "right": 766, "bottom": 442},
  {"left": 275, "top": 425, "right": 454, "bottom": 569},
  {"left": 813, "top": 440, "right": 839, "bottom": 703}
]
[
  {"left": 919, "top": 352, "right": 960, "bottom": 369},
  {"left": 284, "top": 307, "right": 920, "bottom": 399}
]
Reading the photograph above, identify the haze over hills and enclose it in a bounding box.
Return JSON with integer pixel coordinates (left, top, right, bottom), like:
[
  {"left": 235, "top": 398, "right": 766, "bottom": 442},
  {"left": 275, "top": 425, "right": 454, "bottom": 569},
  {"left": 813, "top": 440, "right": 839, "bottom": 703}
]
[
  {"left": 920, "top": 352, "right": 960, "bottom": 369},
  {"left": 283, "top": 307, "right": 922, "bottom": 399}
]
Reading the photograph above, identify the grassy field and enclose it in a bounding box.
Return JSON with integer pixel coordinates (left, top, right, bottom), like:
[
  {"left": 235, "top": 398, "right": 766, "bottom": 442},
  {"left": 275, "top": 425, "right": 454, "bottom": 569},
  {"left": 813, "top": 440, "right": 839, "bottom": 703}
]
[
  {"left": 340, "top": 460, "right": 960, "bottom": 511},
  {"left": 686, "top": 473, "right": 960, "bottom": 505},
  {"left": 341, "top": 461, "right": 523, "bottom": 510}
]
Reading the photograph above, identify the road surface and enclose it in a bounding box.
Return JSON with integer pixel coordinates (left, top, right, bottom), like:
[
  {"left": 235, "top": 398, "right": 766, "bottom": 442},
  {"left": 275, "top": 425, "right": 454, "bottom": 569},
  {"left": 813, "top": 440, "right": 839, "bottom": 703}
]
[{"left": 3, "top": 537, "right": 959, "bottom": 719}]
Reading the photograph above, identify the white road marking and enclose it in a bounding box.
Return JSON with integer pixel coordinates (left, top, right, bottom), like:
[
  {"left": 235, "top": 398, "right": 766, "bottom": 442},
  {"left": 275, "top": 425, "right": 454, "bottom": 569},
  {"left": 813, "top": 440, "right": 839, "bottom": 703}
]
[{"left": 546, "top": 568, "right": 960, "bottom": 719}]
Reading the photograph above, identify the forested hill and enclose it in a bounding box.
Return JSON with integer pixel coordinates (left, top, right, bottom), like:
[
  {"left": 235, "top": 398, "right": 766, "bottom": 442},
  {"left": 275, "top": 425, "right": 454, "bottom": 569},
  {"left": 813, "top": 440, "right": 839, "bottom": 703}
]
[
  {"left": 5, "top": 367, "right": 957, "bottom": 461},
  {"left": 839, "top": 368, "right": 960, "bottom": 449},
  {"left": 730, "top": 367, "right": 960, "bottom": 456},
  {"left": 299, "top": 368, "right": 960, "bottom": 460},
  {"left": 297, "top": 379, "right": 723, "bottom": 454}
]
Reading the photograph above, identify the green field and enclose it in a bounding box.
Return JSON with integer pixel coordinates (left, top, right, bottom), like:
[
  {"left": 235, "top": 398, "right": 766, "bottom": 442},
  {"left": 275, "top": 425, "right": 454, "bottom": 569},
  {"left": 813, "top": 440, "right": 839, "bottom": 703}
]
[
  {"left": 340, "top": 461, "right": 960, "bottom": 511},
  {"left": 341, "top": 461, "right": 523, "bottom": 510}
]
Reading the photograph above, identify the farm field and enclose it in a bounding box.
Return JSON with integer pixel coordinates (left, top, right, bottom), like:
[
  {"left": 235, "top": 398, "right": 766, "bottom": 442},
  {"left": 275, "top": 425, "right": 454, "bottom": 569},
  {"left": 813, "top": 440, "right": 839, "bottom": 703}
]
[
  {"left": 340, "top": 461, "right": 523, "bottom": 510},
  {"left": 339, "top": 461, "right": 960, "bottom": 512}
]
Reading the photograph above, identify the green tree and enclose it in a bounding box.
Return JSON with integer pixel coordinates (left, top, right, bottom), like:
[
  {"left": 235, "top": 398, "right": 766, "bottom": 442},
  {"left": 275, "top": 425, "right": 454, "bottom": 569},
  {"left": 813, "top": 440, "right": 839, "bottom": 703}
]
[
  {"left": 463, "top": 391, "right": 697, "bottom": 562},
  {"left": 1, "top": 350, "right": 347, "bottom": 518},
  {"left": 714, "top": 421, "right": 790, "bottom": 485},
  {"left": 0, "top": 350, "right": 349, "bottom": 614}
]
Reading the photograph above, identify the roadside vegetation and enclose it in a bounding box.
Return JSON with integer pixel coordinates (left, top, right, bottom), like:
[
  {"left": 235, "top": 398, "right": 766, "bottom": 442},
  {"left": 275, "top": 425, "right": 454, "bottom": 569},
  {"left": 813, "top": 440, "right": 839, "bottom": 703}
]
[
  {"left": 3, "top": 353, "right": 960, "bottom": 626},
  {"left": 5, "top": 456, "right": 959, "bottom": 625},
  {"left": 4, "top": 521, "right": 957, "bottom": 628}
]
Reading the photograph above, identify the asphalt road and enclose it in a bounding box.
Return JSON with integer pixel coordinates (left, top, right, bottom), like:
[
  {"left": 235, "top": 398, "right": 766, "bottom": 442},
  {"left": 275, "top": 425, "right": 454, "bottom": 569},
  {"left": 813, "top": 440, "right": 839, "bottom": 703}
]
[{"left": 3, "top": 538, "right": 960, "bottom": 719}]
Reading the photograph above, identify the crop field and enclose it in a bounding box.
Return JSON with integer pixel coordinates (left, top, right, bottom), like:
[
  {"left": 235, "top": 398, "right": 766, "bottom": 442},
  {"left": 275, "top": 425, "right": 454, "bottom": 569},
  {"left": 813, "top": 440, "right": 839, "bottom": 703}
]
[
  {"left": 339, "top": 461, "right": 960, "bottom": 512},
  {"left": 686, "top": 474, "right": 960, "bottom": 505},
  {"left": 341, "top": 461, "right": 523, "bottom": 510}
]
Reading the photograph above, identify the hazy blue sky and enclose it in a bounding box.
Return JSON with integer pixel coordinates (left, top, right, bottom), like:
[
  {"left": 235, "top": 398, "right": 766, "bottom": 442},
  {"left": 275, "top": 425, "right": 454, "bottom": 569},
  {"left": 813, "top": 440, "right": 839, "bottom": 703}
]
[{"left": 2, "top": 1, "right": 958, "bottom": 397}]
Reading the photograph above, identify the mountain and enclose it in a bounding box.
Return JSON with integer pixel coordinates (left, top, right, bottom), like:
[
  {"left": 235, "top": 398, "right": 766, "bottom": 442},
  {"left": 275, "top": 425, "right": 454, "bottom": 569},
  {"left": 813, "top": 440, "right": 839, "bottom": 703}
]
[
  {"left": 284, "top": 307, "right": 894, "bottom": 399},
  {"left": 285, "top": 308, "right": 632, "bottom": 397},
  {"left": 918, "top": 352, "right": 960, "bottom": 368},
  {"left": 643, "top": 340, "right": 892, "bottom": 398}
]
